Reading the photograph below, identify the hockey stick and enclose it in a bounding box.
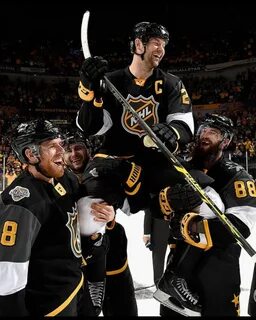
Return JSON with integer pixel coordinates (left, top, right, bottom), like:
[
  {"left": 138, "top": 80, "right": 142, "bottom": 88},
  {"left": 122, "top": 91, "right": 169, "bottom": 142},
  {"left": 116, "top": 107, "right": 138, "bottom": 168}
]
[
  {"left": 81, "top": 11, "right": 256, "bottom": 260},
  {"left": 81, "top": 11, "right": 91, "bottom": 59}
]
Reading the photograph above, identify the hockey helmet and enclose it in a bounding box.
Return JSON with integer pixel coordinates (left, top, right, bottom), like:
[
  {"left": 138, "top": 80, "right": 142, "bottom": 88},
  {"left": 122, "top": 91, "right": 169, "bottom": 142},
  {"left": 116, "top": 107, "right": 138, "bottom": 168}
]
[
  {"left": 65, "top": 129, "right": 85, "bottom": 146},
  {"left": 197, "top": 114, "right": 234, "bottom": 142},
  {"left": 130, "top": 21, "right": 169, "bottom": 53},
  {"left": 12, "top": 119, "right": 62, "bottom": 163}
]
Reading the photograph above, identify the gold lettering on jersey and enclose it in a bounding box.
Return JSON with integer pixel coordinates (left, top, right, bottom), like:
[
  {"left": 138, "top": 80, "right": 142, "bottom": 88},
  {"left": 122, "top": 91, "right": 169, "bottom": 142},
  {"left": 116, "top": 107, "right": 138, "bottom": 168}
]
[
  {"left": 0, "top": 221, "right": 18, "bottom": 246},
  {"left": 234, "top": 180, "right": 256, "bottom": 198},
  {"left": 121, "top": 94, "right": 159, "bottom": 137},
  {"left": 54, "top": 183, "right": 66, "bottom": 196},
  {"left": 181, "top": 88, "right": 190, "bottom": 105},
  {"left": 155, "top": 80, "right": 163, "bottom": 94}
]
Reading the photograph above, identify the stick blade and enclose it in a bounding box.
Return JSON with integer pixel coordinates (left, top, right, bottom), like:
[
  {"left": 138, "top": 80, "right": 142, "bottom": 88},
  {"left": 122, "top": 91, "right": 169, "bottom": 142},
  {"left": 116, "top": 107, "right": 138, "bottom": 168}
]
[{"left": 81, "top": 10, "right": 91, "bottom": 58}]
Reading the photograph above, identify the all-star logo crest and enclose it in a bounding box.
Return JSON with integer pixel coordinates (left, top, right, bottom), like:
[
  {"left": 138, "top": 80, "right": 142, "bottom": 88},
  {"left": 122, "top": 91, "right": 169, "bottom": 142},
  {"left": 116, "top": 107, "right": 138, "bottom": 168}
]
[
  {"left": 9, "top": 186, "right": 30, "bottom": 202},
  {"left": 121, "top": 94, "right": 159, "bottom": 137}
]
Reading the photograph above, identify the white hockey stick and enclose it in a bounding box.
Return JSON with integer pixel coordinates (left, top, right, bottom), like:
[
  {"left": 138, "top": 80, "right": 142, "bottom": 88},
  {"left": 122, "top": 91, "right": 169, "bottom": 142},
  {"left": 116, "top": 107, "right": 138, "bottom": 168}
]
[
  {"left": 81, "top": 11, "right": 91, "bottom": 59},
  {"left": 80, "top": 10, "right": 256, "bottom": 260}
]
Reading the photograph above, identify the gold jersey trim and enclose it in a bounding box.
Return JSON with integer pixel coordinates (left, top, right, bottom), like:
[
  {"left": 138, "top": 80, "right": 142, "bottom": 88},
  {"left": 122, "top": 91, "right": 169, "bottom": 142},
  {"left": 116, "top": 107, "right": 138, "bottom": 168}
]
[
  {"left": 106, "top": 259, "right": 128, "bottom": 276},
  {"left": 45, "top": 272, "right": 84, "bottom": 316}
]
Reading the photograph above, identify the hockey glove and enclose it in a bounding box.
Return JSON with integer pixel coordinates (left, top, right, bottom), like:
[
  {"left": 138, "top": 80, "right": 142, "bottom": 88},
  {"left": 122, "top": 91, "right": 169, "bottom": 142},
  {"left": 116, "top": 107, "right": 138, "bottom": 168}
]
[
  {"left": 168, "top": 212, "right": 212, "bottom": 251},
  {"left": 145, "top": 123, "right": 179, "bottom": 153},
  {"left": 159, "top": 183, "right": 203, "bottom": 217},
  {"left": 78, "top": 56, "right": 108, "bottom": 103},
  {"left": 81, "top": 233, "right": 109, "bottom": 266},
  {"left": 89, "top": 156, "right": 143, "bottom": 196}
]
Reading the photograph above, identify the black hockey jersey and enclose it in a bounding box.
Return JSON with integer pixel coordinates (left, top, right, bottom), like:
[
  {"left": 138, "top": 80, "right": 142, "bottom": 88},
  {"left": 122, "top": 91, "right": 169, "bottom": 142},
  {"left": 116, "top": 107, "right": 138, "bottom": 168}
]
[
  {"left": 0, "top": 170, "right": 83, "bottom": 316},
  {"left": 77, "top": 67, "right": 194, "bottom": 156}
]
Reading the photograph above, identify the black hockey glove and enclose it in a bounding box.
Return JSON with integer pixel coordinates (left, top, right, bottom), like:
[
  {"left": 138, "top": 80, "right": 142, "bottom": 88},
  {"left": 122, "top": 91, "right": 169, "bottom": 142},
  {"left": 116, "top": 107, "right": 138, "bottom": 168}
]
[
  {"left": 79, "top": 56, "right": 108, "bottom": 102},
  {"left": 81, "top": 233, "right": 109, "bottom": 266},
  {"left": 159, "top": 183, "right": 203, "bottom": 217},
  {"left": 89, "top": 157, "right": 143, "bottom": 196},
  {"left": 150, "top": 123, "right": 179, "bottom": 153}
]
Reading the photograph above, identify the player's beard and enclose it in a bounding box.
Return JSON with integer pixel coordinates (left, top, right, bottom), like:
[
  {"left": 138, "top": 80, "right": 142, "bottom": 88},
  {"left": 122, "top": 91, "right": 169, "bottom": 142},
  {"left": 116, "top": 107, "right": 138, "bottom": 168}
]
[
  {"left": 191, "top": 141, "right": 221, "bottom": 168},
  {"left": 36, "top": 160, "right": 64, "bottom": 179}
]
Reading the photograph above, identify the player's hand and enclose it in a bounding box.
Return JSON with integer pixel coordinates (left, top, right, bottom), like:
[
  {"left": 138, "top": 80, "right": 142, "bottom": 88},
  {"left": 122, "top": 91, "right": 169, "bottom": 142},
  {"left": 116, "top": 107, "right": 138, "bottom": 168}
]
[
  {"left": 81, "top": 56, "right": 108, "bottom": 81},
  {"left": 143, "top": 235, "right": 153, "bottom": 250},
  {"left": 91, "top": 201, "right": 115, "bottom": 222}
]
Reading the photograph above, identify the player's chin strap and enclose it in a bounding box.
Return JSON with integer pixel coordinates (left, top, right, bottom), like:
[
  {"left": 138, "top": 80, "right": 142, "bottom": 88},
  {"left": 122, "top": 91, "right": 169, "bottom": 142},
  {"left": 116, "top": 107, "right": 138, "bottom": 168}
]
[{"left": 180, "top": 212, "right": 213, "bottom": 251}]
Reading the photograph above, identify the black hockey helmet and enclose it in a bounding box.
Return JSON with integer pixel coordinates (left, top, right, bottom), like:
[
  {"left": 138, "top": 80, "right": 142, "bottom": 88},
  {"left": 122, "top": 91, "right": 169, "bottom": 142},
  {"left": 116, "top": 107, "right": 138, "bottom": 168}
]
[
  {"left": 130, "top": 21, "right": 169, "bottom": 53},
  {"left": 197, "top": 114, "right": 234, "bottom": 142},
  {"left": 65, "top": 129, "right": 85, "bottom": 146},
  {"left": 12, "top": 119, "right": 62, "bottom": 163}
]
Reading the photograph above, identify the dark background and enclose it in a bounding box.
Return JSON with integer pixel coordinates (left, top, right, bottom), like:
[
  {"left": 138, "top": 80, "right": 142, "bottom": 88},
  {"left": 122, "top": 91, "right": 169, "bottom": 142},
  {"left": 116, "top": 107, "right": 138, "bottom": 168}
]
[{"left": 1, "top": 1, "right": 255, "bottom": 39}]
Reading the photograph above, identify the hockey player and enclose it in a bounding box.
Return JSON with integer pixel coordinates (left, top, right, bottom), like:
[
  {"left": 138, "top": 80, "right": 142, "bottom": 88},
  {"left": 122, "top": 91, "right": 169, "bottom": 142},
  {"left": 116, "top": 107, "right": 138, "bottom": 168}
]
[
  {"left": 0, "top": 119, "right": 83, "bottom": 316},
  {"left": 64, "top": 131, "right": 138, "bottom": 316},
  {"left": 153, "top": 114, "right": 256, "bottom": 316},
  {"left": 76, "top": 21, "right": 194, "bottom": 215},
  {"left": 0, "top": 120, "right": 114, "bottom": 317},
  {"left": 64, "top": 130, "right": 112, "bottom": 316},
  {"left": 63, "top": 130, "right": 89, "bottom": 183}
]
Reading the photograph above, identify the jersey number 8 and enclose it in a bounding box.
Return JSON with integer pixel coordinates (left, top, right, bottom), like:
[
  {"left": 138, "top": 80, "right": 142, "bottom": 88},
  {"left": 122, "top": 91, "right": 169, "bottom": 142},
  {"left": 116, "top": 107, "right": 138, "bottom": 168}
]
[{"left": 0, "top": 221, "right": 18, "bottom": 246}]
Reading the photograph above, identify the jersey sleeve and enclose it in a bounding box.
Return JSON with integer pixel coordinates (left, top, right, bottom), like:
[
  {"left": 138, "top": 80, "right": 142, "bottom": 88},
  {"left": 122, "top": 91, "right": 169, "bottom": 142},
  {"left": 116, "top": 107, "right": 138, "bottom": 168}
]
[
  {"left": 76, "top": 101, "right": 105, "bottom": 136},
  {"left": 165, "top": 74, "right": 194, "bottom": 145},
  {"left": 223, "top": 169, "right": 256, "bottom": 233},
  {"left": 0, "top": 202, "right": 41, "bottom": 296},
  {"left": 203, "top": 167, "right": 256, "bottom": 247}
]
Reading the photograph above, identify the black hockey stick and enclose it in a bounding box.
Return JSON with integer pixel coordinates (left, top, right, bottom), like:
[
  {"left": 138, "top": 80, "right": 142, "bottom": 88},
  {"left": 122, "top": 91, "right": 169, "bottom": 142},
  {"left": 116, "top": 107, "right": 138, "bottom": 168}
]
[{"left": 81, "top": 11, "right": 256, "bottom": 260}]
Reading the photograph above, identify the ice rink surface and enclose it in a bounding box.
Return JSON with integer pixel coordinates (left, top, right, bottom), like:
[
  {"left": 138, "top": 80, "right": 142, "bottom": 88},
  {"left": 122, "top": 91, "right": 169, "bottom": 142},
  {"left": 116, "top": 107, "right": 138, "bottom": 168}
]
[{"left": 116, "top": 209, "right": 256, "bottom": 316}]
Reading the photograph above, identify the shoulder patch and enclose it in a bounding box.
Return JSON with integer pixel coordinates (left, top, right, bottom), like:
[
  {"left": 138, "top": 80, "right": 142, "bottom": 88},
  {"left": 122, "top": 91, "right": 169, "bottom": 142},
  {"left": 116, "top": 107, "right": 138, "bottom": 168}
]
[{"left": 9, "top": 186, "right": 30, "bottom": 202}]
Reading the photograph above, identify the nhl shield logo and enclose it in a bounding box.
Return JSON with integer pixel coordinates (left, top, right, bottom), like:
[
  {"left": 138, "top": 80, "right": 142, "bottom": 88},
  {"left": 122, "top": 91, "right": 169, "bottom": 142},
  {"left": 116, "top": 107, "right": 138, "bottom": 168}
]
[{"left": 121, "top": 94, "right": 159, "bottom": 137}]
